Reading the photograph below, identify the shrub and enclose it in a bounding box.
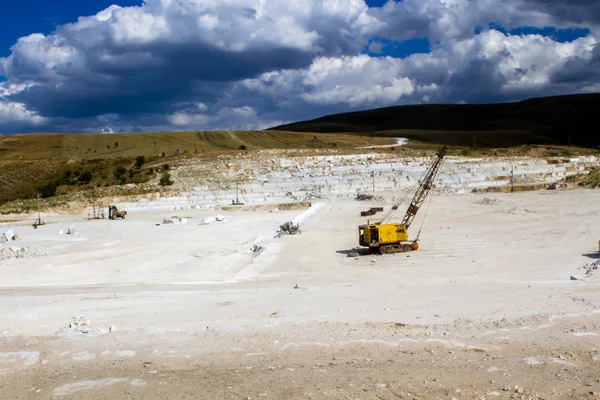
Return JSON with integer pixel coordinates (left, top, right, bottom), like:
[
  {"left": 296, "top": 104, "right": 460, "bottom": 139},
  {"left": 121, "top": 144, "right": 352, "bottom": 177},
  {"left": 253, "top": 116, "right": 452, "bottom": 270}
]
[
  {"left": 146, "top": 168, "right": 154, "bottom": 175},
  {"left": 37, "top": 182, "right": 58, "bottom": 198},
  {"left": 162, "top": 163, "right": 170, "bottom": 170},
  {"left": 238, "top": 144, "right": 247, "bottom": 150},
  {"left": 78, "top": 170, "right": 93, "bottom": 184},
  {"left": 159, "top": 171, "right": 174, "bottom": 186},
  {"left": 135, "top": 155, "right": 145, "bottom": 168},
  {"left": 113, "top": 166, "right": 127, "bottom": 180}
]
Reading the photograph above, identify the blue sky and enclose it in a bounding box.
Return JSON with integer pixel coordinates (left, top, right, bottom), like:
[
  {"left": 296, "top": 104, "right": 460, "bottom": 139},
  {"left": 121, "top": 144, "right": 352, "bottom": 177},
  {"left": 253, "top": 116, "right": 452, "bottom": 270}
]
[
  {"left": 0, "top": 1, "right": 142, "bottom": 57},
  {"left": 0, "top": 0, "right": 598, "bottom": 133}
]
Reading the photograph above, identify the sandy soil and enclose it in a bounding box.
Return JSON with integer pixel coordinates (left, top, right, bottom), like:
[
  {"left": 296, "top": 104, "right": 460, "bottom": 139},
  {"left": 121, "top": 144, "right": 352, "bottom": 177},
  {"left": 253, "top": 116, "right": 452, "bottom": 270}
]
[{"left": 1, "top": 190, "right": 600, "bottom": 399}]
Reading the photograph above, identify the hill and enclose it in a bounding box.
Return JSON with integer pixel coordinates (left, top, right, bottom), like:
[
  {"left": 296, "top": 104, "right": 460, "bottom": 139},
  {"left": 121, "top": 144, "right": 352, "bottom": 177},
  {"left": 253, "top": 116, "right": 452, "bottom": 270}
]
[
  {"left": 0, "top": 130, "right": 388, "bottom": 206},
  {"left": 270, "top": 93, "right": 600, "bottom": 148}
]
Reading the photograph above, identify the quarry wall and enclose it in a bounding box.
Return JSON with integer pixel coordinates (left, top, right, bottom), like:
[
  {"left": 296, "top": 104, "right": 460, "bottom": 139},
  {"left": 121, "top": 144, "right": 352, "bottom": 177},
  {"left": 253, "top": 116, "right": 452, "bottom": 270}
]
[{"left": 119, "top": 153, "right": 600, "bottom": 210}]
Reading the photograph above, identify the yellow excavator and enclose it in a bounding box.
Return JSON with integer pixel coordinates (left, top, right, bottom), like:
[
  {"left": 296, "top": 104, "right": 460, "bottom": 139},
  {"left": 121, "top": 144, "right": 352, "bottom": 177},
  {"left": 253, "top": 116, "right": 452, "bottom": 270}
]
[
  {"left": 108, "top": 205, "right": 127, "bottom": 220},
  {"left": 358, "top": 145, "right": 448, "bottom": 254}
]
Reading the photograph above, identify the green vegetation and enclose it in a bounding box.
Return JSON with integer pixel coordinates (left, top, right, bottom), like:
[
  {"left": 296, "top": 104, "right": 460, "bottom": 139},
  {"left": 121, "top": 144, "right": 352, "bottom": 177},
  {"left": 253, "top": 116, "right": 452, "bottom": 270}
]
[
  {"left": 0, "top": 130, "right": 384, "bottom": 206},
  {"left": 135, "top": 155, "right": 146, "bottom": 168},
  {"left": 37, "top": 181, "right": 58, "bottom": 198},
  {"left": 567, "top": 167, "right": 600, "bottom": 188},
  {"left": 159, "top": 172, "right": 174, "bottom": 186},
  {"left": 113, "top": 166, "right": 127, "bottom": 181}
]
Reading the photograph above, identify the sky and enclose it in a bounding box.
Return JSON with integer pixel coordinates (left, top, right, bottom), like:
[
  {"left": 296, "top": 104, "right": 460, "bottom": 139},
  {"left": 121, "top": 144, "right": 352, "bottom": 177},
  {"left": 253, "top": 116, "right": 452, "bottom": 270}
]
[{"left": 0, "top": 0, "right": 599, "bottom": 134}]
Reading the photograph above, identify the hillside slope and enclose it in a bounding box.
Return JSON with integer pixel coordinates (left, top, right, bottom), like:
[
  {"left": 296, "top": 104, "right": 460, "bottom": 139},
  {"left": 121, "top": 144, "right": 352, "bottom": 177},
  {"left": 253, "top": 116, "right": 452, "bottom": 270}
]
[
  {"left": 0, "top": 130, "right": 388, "bottom": 205},
  {"left": 270, "top": 93, "right": 600, "bottom": 148}
]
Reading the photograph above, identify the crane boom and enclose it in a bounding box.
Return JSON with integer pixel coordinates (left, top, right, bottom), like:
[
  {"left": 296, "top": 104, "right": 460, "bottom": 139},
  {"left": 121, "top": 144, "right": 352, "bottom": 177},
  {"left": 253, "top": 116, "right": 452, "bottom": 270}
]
[
  {"left": 400, "top": 145, "right": 448, "bottom": 228},
  {"left": 358, "top": 144, "right": 448, "bottom": 255}
]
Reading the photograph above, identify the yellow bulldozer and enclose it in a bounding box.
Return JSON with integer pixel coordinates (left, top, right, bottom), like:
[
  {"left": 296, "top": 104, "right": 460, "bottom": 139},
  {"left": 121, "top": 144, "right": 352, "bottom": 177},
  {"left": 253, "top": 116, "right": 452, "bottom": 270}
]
[{"left": 358, "top": 145, "right": 448, "bottom": 254}]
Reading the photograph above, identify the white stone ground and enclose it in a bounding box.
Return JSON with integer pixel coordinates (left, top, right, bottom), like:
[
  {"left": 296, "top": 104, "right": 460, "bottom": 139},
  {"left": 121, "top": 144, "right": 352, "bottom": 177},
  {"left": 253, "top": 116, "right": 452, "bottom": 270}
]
[{"left": 1, "top": 189, "right": 600, "bottom": 338}]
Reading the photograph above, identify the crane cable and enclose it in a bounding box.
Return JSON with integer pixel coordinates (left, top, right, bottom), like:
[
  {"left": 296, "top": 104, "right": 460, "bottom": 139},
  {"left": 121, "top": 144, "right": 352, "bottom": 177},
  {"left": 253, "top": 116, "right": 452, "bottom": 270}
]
[
  {"left": 414, "top": 184, "right": 435, "bottom": 242},
  {"left": 379, "top": 158, "right": 434, "bottom": 224},
  {"left": 378, "top": 177, "right": 420, "bottom": 224}
]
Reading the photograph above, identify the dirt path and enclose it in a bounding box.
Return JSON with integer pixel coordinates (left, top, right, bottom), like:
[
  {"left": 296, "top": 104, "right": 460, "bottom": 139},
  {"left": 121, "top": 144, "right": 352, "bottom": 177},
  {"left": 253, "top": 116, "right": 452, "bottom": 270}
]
[{"left": 2, "top": 315, "right": 600, "bottom": 399}]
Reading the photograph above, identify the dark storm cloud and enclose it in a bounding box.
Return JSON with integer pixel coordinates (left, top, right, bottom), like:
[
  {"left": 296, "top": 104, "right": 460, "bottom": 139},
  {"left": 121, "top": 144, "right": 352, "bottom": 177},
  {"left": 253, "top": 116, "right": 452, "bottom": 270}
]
[
  {"left": 551, "top": 43, "right": 600, "bottom": 84},
  {"left": 518, "top": 0, "right": 600, "bottom": 26},
  {"left": 0, "top": 0, "right": 373, "bottom": 132},
  {"left": 8, "top": 42, "right": 313, "bottom": 119}
]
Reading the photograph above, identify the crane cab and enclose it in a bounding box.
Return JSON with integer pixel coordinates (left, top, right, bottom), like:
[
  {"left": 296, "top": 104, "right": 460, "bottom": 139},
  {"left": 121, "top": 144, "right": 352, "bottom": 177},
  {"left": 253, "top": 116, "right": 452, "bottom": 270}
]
[{"left": 359, "top": 223, "right": 409, "bottom": 247}]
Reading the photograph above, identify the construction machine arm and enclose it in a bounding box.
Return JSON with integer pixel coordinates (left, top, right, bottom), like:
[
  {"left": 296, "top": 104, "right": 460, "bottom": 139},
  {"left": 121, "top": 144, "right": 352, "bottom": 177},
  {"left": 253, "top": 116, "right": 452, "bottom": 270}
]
[{"left": 400, "top": 145, "right": 448, "bottom": 228}]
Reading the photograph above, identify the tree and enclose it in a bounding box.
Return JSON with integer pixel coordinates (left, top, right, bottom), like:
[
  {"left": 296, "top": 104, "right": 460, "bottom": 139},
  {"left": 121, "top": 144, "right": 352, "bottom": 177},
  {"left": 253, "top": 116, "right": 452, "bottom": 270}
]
[
  {"left": 114, "top": 142, "right": 119, "bottom": 148},
  {"left": 159, "top": 171, "right": 174, "bottom": 186},
  {"left": 113, "top": 166, "right": 127, "bottom": 181},
  {"left": 135, "top": 155, "right": 145, "bottom": 169},
  {"left": 238, "top": 144, "right": 247, "bottom": 150},
  {"left": 162, "top": 163, "right": 170, "bottom": 170},
  {"left": 37, "top": 182, "right": 58, "bottom": 198},
  {"left": 78, "top": 170, "right": 93, "bottom": 184}
]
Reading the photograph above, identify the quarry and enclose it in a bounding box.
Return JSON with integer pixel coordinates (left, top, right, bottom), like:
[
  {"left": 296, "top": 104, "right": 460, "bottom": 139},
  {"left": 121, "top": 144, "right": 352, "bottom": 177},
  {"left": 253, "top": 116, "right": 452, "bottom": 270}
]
[
  {"left": 116, "top": 150, "right": 599, "bottom": 210},
  {"left": 2, "top": 144, "right": 600, "bottom": 399}
]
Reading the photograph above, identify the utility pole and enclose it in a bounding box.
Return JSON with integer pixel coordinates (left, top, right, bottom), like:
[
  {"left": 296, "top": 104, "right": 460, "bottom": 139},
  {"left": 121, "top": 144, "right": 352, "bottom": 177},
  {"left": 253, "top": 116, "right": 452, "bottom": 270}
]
[
  {"left": 372, "top": 171, "right": 375, "bottom": 191},
  {"left": 37, "top": 191, "right": 41, "bottom": 224},
  {"left": 232, "top": 180, "right": 243, "bottom": 205},
  {"left": 34, "top": 191, "right": 45, "bottom": 227},
  {"left": 91, "top": 188, "right": 96, "bottom": 219},
  {"left": 510, "top": 164, "right": 515, "bottom": 193}
]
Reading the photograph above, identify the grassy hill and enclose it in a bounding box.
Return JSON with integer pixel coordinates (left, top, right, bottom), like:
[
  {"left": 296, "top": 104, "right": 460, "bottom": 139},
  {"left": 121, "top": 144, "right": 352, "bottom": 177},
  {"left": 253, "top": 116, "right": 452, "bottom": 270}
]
[
  {"left": 270, "top": 93, "right": 600, "bottom": 148},
  {"left": 0, "top": 130, "right": 388, "bottom": 206}
]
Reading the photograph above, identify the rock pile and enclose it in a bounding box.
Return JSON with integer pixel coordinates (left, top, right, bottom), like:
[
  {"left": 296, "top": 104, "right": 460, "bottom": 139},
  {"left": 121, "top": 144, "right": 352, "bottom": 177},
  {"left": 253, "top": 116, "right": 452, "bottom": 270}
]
[{"left": 582, "top": 260, "right": 600, "bottom": 271}]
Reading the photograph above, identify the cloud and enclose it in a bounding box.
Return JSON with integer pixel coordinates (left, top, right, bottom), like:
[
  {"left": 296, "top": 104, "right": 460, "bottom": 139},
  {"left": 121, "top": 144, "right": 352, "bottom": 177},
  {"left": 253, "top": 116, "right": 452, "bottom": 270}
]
[
  {"left": 0, "top": 0, "right": 376, "bottom": 126},
  {"left": 239, "top": 29, "right": 597, "bottom": 124},
  {"left": 368, "top": 0, "right": 600, "bottom": 42},
  {"left": 243, "top": 55, "right": 416, "bottom": 108},
  {"left": 548, "top": 41, "right": 600, "bottom": 99},
  {"left": 516, "top": 0, "right": 600, "bottom": 27},
  {"left": 0, "top": 83, "right": 47, "bottom": 130},
  {"left": 0, "top": 0, "right": 598, "bottom": 134},
  {"left": 368, "top": 41, "right": 384, "bottom": 54}
]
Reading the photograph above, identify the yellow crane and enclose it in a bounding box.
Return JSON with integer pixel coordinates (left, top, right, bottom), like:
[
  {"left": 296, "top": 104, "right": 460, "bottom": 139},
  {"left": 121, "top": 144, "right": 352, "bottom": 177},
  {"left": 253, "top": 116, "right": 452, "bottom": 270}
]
[{"left": 358, "top": 145, "right": 448, "bottom": 254}]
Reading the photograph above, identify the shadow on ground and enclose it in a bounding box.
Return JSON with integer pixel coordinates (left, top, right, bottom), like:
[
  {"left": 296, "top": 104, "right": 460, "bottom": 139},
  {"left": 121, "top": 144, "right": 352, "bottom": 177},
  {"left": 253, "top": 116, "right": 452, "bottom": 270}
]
[
  {"left": 581, "top": 252, "right": 600, "bottom": 259},
  {"left": 336, "top": 249, "right": 370, "bottom": 257}
]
